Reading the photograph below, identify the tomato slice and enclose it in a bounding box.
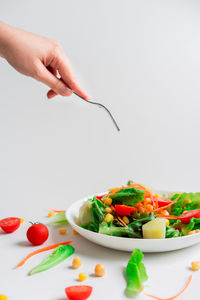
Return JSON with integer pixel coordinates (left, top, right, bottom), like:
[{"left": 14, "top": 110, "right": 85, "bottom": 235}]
[
  {"left": 65, "top": 286, "right": 93, "bottom": 300},
  {"left": 115, "top": 204, "right": 137, "bottom": 216},
  {"left": 178, "top": 209, "right": 200, "bottom": 224},
  {"left": 0, "top": 217, "right": 21, "bottom": 233},
  {"left": 156, "top": 198, "right": 172, "bottom": 208}
]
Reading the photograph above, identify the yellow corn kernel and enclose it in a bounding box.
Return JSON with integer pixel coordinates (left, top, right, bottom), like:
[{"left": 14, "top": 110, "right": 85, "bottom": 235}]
[
  {"left": 191, "top": 261, "right": 200, "bottom": 271},
  {"left": 104, "top": 213, "right": 113, "bottom": 223},
  {"left": 146, "top": 204, "right": 153, "bottom": 211},
  {"left": 145, "top": 198, "right": 152, "bottom": 204},
  {"left": 183, "top": 210, "right": 188, "bottom": 214},
  {"left": 20, "top": 218, "right": 24, "bottom": 223},
  {"left": 195, "top": 229, "right": 200, "bottom": 233},
  {"left": 79, "top": 273, "right": 87, "bottom": 281},
  {"left": 105, "top": 207, "right": 112, "bottom": 213},
  {"left": 162, "top": 210, "right": 169, "bottom": 216},
  {"left": 104, "top": 197, "right": 112, "bottom": 206},
  {"left": 48, "top": 211, "right": 55, "bottom": 217},
  {"left": 73, "top": 229, "right": 79, "bottom": 235},
  {"left": 0, "top": 296, "right": 7, "bottom": 300},
  {"left": 72, "top": 256, "right": 82, "bottom": 269},
  {"left": 122, "top": 216, "right": 130, "bottom": 225},
  {"left": 155, "top": 194, "right": 160, "bottom": 198},
  {"left": 109, "top": 187, "right": 120, "bottom": 193},
  {"left": 165, "top": 220, "right": 170, "bottom": 226},
  {"left": 186, "top": 199, "right": 192, "bottom": 204},
  {"left": 58, "top": 227, "right": 67, "bottom": 235},
  {"left": 95, "top": 264, "right": 105, "bottom": 277}
]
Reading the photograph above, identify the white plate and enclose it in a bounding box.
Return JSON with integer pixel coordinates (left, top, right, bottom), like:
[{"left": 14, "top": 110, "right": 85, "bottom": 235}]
[{"left": 66, "top": 192, "right": 200, "bottom": 252}]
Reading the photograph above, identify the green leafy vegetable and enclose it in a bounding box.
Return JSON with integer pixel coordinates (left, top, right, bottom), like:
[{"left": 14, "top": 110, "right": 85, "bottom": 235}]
[
  {"left": 28, "top": 244, "right": 74, "bottom": 276},
  {"left": 110, "top": 188, "right": 145, "bottom": 206},
  {"left": 49, "top": 212, "right": 68, "bottom": 226},
  {"left": 99, "top": 222, "right": 140, "bottom": 238},
  {"left": 166, "top": 226, "right": 180, "bottom": 238},
  {"left": 171, "top": 193, "right": 200, "bottom": 216},
  {"left": 125, "top": 248, "right": 148, "bottom": 297}
]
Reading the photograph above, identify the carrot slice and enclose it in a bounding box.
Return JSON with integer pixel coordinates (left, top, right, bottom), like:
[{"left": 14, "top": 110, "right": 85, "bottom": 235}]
[
  {"left": 145, "top": 274, "right": 192, "bottom": 300},
  {"left": 16, "top": 241, "right": 72, "bottom": 268},
  {"left": 117, "top": 215, "right": 128, "bottom": 227},
  {"left": 156, "top": 215, "right": 178, "bottom": 220}
]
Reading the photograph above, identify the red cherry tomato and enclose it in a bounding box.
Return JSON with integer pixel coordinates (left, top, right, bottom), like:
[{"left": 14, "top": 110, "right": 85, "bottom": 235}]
[
  {"left": 115, "top": 204, "right": 137, "bottom": 216},
  {"left": 27, "top": 223, "right": 49, "bottom": 245},
  {"left": 178, "top": 209, "right": 200, "bottom": 224},
  {"left": 0, "top": 217, "right": 21, "bottom": 233},
  {"left": 156, "top": 198, "right": 172, "bottom": 208},
  {"left": 65, "top": 286, "right": 93, "bottom": 300}
]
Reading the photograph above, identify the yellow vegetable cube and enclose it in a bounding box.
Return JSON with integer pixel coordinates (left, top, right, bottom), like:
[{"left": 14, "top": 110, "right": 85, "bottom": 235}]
[{"left": 142, "top": 218, "right": 166, "bottom": 239}]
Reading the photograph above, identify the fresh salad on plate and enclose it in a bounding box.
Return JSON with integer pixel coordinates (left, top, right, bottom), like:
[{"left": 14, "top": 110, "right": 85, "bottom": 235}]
[{"left": 77, "top": 181, "right": 200, "bottom": 239}]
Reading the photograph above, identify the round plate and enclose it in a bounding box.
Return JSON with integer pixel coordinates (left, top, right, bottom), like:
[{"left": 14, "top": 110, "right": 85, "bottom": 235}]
[{"left": 66, "top": 192, "right": 200, "bottom": 252}]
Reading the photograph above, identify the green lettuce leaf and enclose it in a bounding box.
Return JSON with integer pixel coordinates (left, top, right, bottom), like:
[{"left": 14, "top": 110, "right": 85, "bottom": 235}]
[{"left": 110, "top": 188, "right": 145, "bottom": 206}]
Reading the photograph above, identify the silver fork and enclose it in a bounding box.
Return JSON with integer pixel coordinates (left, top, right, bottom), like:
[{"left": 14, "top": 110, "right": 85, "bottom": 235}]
[{"left": 73, "top": 92, "right": 120, "bottom": 131}]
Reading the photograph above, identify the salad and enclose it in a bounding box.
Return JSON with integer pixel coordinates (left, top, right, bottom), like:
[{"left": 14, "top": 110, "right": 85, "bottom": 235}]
[{"left": 78, "top": 181, "right": 200, "bottom": 239}]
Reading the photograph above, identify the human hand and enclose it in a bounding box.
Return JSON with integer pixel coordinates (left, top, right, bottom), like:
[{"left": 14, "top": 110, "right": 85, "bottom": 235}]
[{"left": 0, "top": 22, "right": 90, "bottom": 100}]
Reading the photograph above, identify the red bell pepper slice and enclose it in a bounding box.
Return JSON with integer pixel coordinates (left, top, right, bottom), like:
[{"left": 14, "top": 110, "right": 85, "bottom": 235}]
[
  {"left": 156, "top": 198, "right": 172, "bottom": 208},
  {"left": 115, "top": 204, "right": 137, "bottom": 216},
  {"left": 95, "top": 194, "right": 106, "bottom": 201},
  {"left": 178, "top": 209, "right": 200, "bottom": 224}
]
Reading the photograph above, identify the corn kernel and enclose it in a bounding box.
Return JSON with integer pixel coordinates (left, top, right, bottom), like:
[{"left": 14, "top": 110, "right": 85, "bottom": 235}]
[
  {"left": 104, "top": 213, "right": 113, "bottom": 223},
  {"left": 186, "top": 199, "right": 192, "bottom": 204},
  {"left": 73, "top": 229, "right": 79, "bottom": 235},
  {"left": 95, "top": 264, "right": 105, "bottom": 277},
  {"left": 104, "top": 197, "right": 112, "bottom": 206},
  {"left": 191, "top": 261, "right": 200, "bottom": 271},
  {"left": 122, "top": 216, "right": 130, "bottom": 225},
  {"left": 105, "top": 207, "right": 112, "bottom": 213},
  {"left": 196, "top": 230, "right": 200, "bottom": 233},
  {"left": 145, "top": 198, "right": 152, "bottom": 204},
  {"left": 58, "top": 227, "right": 67, "bottom": 235},
  {"left": 20, "top": 218, "right": 24, "bottom": 223},
  {"left": 162, "top": 210, "right": 169, "bottom": 216},
  {"left": 79, "top": 273, "right": 87, "bottom": 281},
  {"left": 48, "top": 211, "right": 55, "bottom": 217},
  {"left": 188, "top": 230, "right": 196, "bottom": 235},
  {"left": 155, "top": 194, "right": 160, "bottom": 198},
  {"left": 183, "top": 210, "right": 188, "bottom": 214},
  {"left": 146, "top": 204, "right": 153, "bottom": 211},
  {"left": 166, "top": 220, "right": 170, "bottom": 226},
  {"left": 72, "top": 256, "right": 82, "bottom": 269},
  {"left": 0, "top": 296, "right": 7, "bottom": 300}
]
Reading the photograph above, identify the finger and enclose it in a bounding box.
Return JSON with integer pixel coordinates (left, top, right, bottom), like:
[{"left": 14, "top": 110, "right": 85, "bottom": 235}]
[
  {"left": 36, "top": 62, "right": 72, "bottom": 97},
  {"left": 47, "top": 65, "right": 58, "bottom": 77},
  {"left": 58, "top": 56, "right": 91, "bottom": 100},
  {"left": 47, "top": 89, "right": 57, "bottom": 99}
]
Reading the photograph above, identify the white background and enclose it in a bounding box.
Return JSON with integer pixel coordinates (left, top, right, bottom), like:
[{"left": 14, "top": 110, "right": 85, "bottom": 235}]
[{"left": 1, "top": 0, "right": 200, "bottom": 299}]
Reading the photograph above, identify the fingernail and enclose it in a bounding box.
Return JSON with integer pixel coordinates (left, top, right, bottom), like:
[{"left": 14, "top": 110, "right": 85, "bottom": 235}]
[{"left": 61, "top": 86, "right": 72, "bottom": 96}]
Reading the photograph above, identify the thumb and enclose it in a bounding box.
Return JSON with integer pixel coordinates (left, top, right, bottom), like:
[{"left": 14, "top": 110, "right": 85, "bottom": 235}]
[{"left": 35, "top": 62, "right": 72, "bottom": 97}]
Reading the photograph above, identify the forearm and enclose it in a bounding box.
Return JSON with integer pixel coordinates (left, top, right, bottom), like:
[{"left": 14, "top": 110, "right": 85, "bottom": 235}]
[{"left": 0, "top": 21, "right": 13, "bottom": 59}]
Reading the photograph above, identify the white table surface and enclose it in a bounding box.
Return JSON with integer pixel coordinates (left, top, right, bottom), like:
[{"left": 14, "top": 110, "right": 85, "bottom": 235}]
[{"left": 1, "top": 206, "right": 200, "bottom": 300}]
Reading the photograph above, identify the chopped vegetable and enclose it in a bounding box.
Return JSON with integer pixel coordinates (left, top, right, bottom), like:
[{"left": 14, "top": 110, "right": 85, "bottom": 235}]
[
  {"left": 191, "top": 261, "right": 200, "bottom": 271},
  {"left": 110, "top": 188, "right": 145, "bottom": 206},
  {"left": 49, "top": 211, "right": 68, "bottom": 226},
  {"left": 115, "top": 204, "right": 137, "bottom": 216},
  {"left": 104, "top": 213, "right": 114, "bottom": 223},
  {"left": 178, "top": 209, "right": 200, "bottom": 223},
  {"left": 16, "top": 241, "right": 72, "bottom": 268},
  {"left": 103, "top": 197, "right": 112, "bottom": 206},
  {"left": 28, "top": 244, "right": 74, "bottom": 275},
  {"left": 48, "top": 211, "right": 55, "bottom": 217},
  {"left": 125, "top": 248, "right": 148, "bottom": 297},
  {"left": 142, "top": 219, "right": 166, "bottom": 239},
  {"left": 58, "top": 227, "right": 67, "bottom": 235},
  {"left": 145, "top": 274, "right": 192, "bottom": 300},
  {"left": 0, "top": 295, "right": 7, "bottom": 300},
  {"left": 73, "top": 229, "right": 79, "bottom": 235},
  {"left": 94, "top": 264, "right": 105, "bottom": 277},
  {"left": 65, "top": 285, "right": 93, "bottom": 300},
  {"left": 156, "top": 198, "right": 172, "bottom": 208},
  {"left": 79, "top": 273, "right": 88, "bottom": 281},
  {"left": 27, "top": 223, "right": 49, "bottom": 245},
  {"left": 0, "top": 217, "right": 21, "bottom": 233},
  {"left": 72, "top": 256, "right": 82, "bottom": 269},
  {"left": 99, "top": 222, "right": 140, "bottom": 238}
]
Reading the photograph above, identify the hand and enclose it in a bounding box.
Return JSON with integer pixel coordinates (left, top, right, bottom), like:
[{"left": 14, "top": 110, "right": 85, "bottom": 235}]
[{"left": 0, "top": 22, "right": 90, "bottom": 100}]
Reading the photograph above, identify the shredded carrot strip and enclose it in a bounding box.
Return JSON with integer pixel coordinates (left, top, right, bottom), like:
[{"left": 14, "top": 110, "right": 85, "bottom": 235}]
[
  {"left": 153, "top": 194, "right": 182, "bottom": 212},
  {"left": 111, "top": 205, "right": 116, "bottom": 212},
  {"left": 145, "top": 274, "right": 192, "bottom": 300},
  {"left": 48, "top": 208, "right": 65, "bottom": 213},
  {"left": 156, "top": 215, "right": 178, "bottom": 219},
  {"left": 117, "top": 215, "right": 128, "bottom": 227},
  {"left": 16, "top": 241, "right": 72, "bottom": 268}
]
